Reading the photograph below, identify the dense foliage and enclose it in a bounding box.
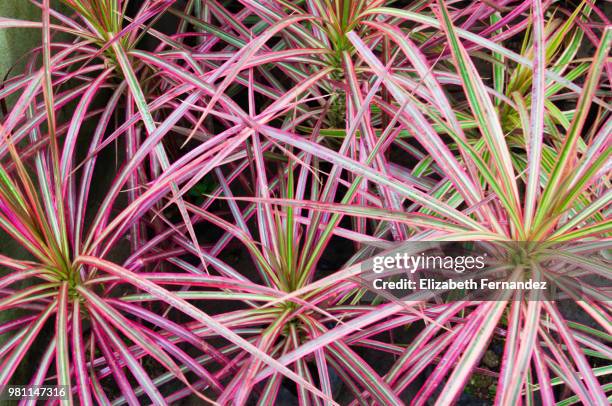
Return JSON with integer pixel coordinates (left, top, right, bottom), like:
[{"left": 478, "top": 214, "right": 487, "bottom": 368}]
[{"left": 0, "top": 0, "right": 610, "bottom": 404}]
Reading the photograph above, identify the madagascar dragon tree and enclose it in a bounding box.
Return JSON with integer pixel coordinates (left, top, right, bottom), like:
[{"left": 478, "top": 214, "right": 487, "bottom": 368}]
[{"left": 0, "top": 0, "right": 609, "bottom": 404}]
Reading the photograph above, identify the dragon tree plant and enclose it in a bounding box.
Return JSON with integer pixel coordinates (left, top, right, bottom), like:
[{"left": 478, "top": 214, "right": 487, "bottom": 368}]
[{"left": 0, "top": 0, "right": 609, "bottom": 405}]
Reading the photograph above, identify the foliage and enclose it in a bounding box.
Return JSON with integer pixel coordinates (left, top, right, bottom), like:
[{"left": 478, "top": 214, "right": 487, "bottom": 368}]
[{"left": 0, "top": 0, "right": 610, "bottom": 404}]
